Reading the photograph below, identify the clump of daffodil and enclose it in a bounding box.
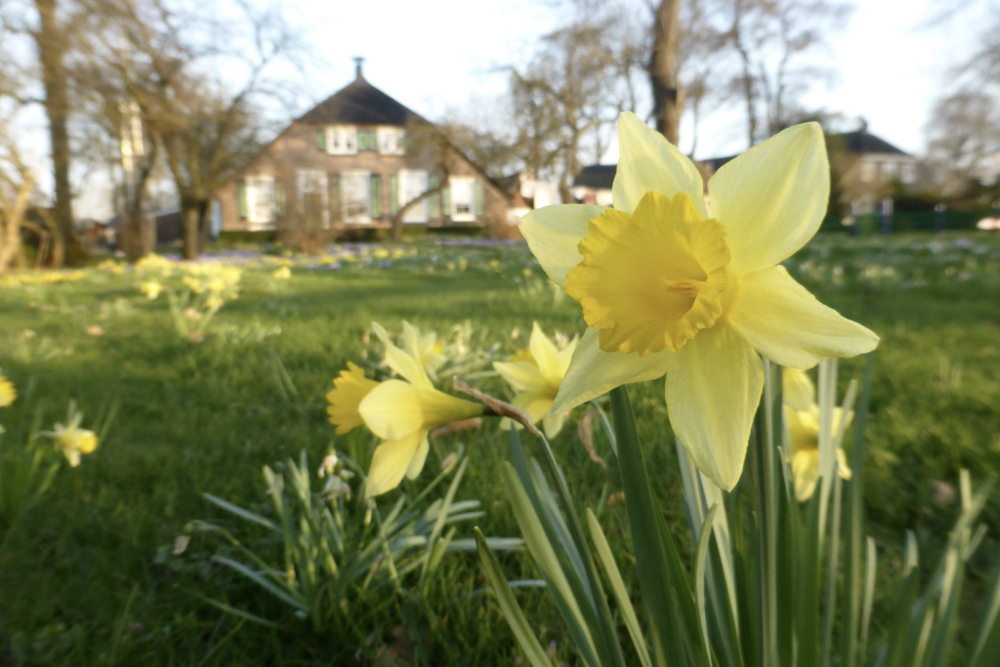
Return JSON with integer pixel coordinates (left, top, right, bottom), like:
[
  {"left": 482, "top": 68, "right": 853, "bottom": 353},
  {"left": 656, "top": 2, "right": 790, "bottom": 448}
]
[
  {"left": 782, "top": 368, "right": 852, "bottom": 502},
  {"left": 519, "top": 111, "right": 878, "bottom": 490},
  {"left": 494, "top": 322, "right": 578, "bottom": 438},
  {"left": 0, "top": 372, "right": 17, "bottom": 408},
  {"left": 326, "top": 322, "right": 483, "bottom": 497},
  {"left": 140, "top": 280, "right": 163, "bottom": 300},
  {"left": 272, "top": 266, "right": 291, "bottom": 280}
]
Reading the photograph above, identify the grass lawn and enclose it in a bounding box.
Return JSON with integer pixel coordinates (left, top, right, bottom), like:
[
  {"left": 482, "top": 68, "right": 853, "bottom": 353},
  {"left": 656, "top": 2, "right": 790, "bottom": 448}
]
[{"left": 1, "top": 233, "right": 999, "bottom": 665}]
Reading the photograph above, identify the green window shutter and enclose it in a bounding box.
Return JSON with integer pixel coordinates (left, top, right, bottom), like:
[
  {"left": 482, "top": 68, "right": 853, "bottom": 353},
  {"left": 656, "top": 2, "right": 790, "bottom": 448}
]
[
  {"left": 238, "top": 180, "right": 247, "bottom": 218},
  {"left": 474, "top": 179, "right": 485, "bottom": 216},
  {"left": 275, "top": 182, "right": 286, "bottom": 216},
  {"left": 442, "top": 181, "right": 451, "bottom": 219},
  {"left": 357, "top": 129, "right": 377, "bottom": 151},
  {"left": 329, "top": 174, "right": 340, "bottom": 221},
  {"left": 428, "top": 174, "right": 440, "bottom": 218},
  {"left": 370, "top": 174, "right": 382, "bottom": 218},
  {"left": 317, "top": 128, "right": 326, "bottom": 150},
  {"left": 390, "top": 175, "right": 399, "bottom": 215}
]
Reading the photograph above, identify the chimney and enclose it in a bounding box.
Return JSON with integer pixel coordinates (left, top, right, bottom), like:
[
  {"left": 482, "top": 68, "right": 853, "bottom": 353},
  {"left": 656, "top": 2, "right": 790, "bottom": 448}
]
[
  {"left": 858, "top": 116, "right": 869, "bottom": 134},
  {"left": 353, "top": 57, "right": 365, "bottom": 80}
]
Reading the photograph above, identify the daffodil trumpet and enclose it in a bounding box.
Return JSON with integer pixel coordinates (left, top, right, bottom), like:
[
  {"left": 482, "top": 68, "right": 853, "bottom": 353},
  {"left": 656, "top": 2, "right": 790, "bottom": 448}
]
[{"left": 519, "top": 111, "right": 879, "bottom": 490}]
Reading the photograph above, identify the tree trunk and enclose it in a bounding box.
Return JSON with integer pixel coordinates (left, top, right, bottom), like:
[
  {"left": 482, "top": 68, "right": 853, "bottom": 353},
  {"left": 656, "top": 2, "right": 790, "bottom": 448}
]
[
  {"left": 182, "top": 204, "right": 200, "bottom": 260},
  {"left": 649, "top": 0, "right": 684, "bottom": 145},
  {"left": 34, "top": 0, "right": 85, "bottom": 266}
]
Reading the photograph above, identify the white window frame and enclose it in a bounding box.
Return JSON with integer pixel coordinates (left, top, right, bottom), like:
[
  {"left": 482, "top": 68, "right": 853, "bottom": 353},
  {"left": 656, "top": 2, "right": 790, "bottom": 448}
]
[
  {"left": 377, "top": 127, "right": 405, "bottom": 155},
  {"left": 449, "top": 176, "right": 476, "bottom": 222},
  {"left": 246, "top": 175, "right": 276, "bottom": 227},
  {"left": 341, "top": 170, "right": 371, "bottom": 223},
  {"left": 297, "top": 169, "right": 329, "bottom": 229},
  {"left": 881, "top": 162, "right": 899, "bottom": 179},
  {"left": 326, "top": 125, "right": 358, "bottom": 156},
  {"left": 398, "top": 169, "right": 429, "bottom": 223}
]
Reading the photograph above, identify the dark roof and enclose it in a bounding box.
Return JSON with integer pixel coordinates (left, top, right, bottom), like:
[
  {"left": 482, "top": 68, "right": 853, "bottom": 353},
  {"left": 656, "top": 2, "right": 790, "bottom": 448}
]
[
  {"left": 296, "top": 74, "right": 425, "bottom": 126},
  {"left": 699, "top": 154, "right": 739, "bottom": 173},
  {"left": 835, "top": 130, "right": 909, "bottom": 156},
  {"left": 573, "top": 164, "right": 617, "bottom": 189}
]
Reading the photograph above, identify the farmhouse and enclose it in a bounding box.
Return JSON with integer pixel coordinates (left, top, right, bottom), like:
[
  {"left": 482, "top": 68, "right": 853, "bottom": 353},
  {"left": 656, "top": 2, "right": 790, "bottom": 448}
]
[{"left": 214, "top": 60, "right": 517, "bottom": 241}]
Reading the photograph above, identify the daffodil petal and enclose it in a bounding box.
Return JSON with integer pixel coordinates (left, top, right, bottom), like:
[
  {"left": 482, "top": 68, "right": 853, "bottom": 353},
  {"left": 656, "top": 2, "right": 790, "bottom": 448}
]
[
  {"left": 366, "top": 431, "right": 426, "bottom": 497},
  {"left": 494, "top": 360, "right": 548, "bottom": 394},
  {"left": 372, "top": 322, "right": 433, "bottom": 388},
  {"left": 791, "top": 448, "right": 820, "bottom": 502},
  {"left": 613, "top": 111, "right": 707, "bottom": 217},
  {"left": 551, "top": 327, "right": 674, "bottom": 414},
  {"left": 782, "top": 368, "right": 815, "bottom": 411},
  {"left": 512, "top": 392, "right": 555, "bottom": 424},
  {"left": 406, "top": 433, "right": 431, "bottom": 480},
  {"left": 729, "top": 266, "right": 879, "bottom": 369},
  {"left": 358, "top": 380, "right": 424, "bottom": 440},
  {"left": 414, "top": 387, "right": 483, "bottom": 429},
  {"left": 519, "top": 204, "right": 606, "bottom": 286},
  {"left": 708, "top": 122, "right": 828, "bottom": 276},
  {"left": 542, "top": 412, "right": 565, "bottom": 440},
  {"left": 836, "top": 447, "right": 852, "bottom": 481},
  {"left": 666, "top": 323, "right": 763, "bottom": 491},
  {"left": 529, "top": 322, "right": 564, "bottom": 387}
]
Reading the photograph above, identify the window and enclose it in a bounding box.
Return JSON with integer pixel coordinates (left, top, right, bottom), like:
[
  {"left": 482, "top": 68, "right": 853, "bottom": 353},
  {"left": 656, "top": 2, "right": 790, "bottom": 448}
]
[
  {"left": 326, "top": 125, "right": 357, "bottom": 155},
  {"left": 901, "top": 163, "right": 917, "bottom": 184},
  {"left": 358, "top": 128, "right": 378, "bottom": 151},
  {"left": 450, "top": 176, "right": 475, "bottom": 222},
  {"left": 377, "top": 127, "right": 405, "bottom": 155},
  {"left": 245, "top": 176, "right": 276, "bottom": 226},
  {"left": 297, "top": 170, "right": 329, "bottom": 229},
  {"left": 316, "top": 128, "right": 326, "bottom": 151},
  {"left": 859, "top": 161, "right": 875, "bottom": 182},
  {"left": 399, "top": 170, "right": 428, "bottom": 223},
  {"left": 370, "top": 174, "right": 382, "bottom": 218},
  {"left": 341, "top": 171, "right": 371, "bottom": 223},
  {"left": 881, "top": 162, "right": 899, "bottom": 179}
]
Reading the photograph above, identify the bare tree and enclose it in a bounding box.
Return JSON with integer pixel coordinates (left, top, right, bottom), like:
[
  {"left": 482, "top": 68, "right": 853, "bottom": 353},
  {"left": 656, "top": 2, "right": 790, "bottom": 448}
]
[
  {"left": 88, "top": 0, "right": 306, "bottom": 259},
  {"left": 0, "top": 133, "right": 36, "bottom": 273},
  {"left": 30, "top": 0, "right": 86, "bottom": 265},
  {"left": 926, "top": 90, "right": 1000, "bottom": 196},
  {"left": 649, "top": 0, "right": 683, "bottom": 144}
]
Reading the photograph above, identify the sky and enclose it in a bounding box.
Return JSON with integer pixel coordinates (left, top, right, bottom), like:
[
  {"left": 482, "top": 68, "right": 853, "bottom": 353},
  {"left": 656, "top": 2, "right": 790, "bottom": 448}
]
[{"left": 14, "top": 0, "right": 993, "bottom": 219}]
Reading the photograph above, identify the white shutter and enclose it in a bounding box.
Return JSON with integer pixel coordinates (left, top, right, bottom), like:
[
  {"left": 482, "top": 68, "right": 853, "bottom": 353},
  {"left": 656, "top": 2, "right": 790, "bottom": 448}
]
[
  {"left": 399, "top": 169, "right": 428, "bottom": 223},
  {"left": 450, "top": 176, "right": 475, "bottom": 222},
  {"left": 342, "top": 171, "right": 371, "bottom": 223}
]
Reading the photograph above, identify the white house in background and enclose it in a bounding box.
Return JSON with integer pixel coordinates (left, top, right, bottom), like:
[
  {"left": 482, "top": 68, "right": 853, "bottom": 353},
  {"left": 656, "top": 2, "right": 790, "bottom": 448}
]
[
  {"left": 500, "top": 172, "right": 563, "bottom": 223},
  {"left": 571, "top": 165, "right": 616, "bottom": 207}
]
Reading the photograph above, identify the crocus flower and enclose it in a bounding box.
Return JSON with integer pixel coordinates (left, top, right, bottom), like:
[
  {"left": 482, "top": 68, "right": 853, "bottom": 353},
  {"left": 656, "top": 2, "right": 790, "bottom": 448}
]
[
  {"left": 327, "top": 323, "right": 483, "bottom": 497},
  {"left": 519, "top": 112, "right": 878, "bottom": 490},
  {"left": 494, "top": 322, "right": 578, "bottom": 438}
]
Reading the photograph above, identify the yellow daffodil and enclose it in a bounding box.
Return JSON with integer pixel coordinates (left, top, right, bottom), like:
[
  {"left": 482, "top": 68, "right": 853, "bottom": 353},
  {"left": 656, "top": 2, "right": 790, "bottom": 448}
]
[
  {"left": 0, "top": 374, "right": 16, "bottom": 407},
  {"left": 372, "top": 321, "right": 447, "bottom": 383},
  {"left": 52, "top": 421, "right": 99, "bottom": 467},
  {"left": 140, "top": 280, "right": 163, "bottom": 300},
  {"left": 272, "top": 266, "right": 291, "bottom": 280},
  {"left": 782, "top": 368, "right": 851, "bottom": 502},
  {"left": 494, "top": 322, "right": 578, "bottom": 438},
  {"left": 204, "top": 295, "right": 224, "bottom": 311},
  {"left": 326, "top": 362, "right": 380, "bottom": 434},
  {"left": 329, "top": 322, "right": 483, "bottom": 497},
  {"left": 519, "top": 111, "right": 879, "bottom": 490}
]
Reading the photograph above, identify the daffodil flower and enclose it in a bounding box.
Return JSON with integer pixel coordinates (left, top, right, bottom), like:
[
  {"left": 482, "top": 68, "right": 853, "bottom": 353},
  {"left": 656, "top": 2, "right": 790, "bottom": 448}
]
[
  {"left": 494, "top": 322, "right": 578, "bottom": 438},
  {"left": 520, "top": 112, "right": 878, "bottom": 490},
  {"left": 0, "top": 373, "right": 16, "bottom": 408},
  {"left": 326, "top": 362, "right": 380, "bottom": 435},
  {"left": 372, "top": 321, "right": 447, "bottom": 382},
  {"left": 327, "top": 324, "right": 483, "bottom": 497},
  {"left": 140, "top": 280, "right": 163, "bottom": 300},
  {"left": 51, "top": 418, "right": 99, "bottom": 467}
]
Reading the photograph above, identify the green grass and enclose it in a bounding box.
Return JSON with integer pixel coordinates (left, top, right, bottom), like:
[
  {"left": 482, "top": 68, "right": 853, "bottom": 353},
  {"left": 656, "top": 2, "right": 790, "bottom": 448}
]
[{"left": 1, "top": 233, "right": 999, "bottom": 665}]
